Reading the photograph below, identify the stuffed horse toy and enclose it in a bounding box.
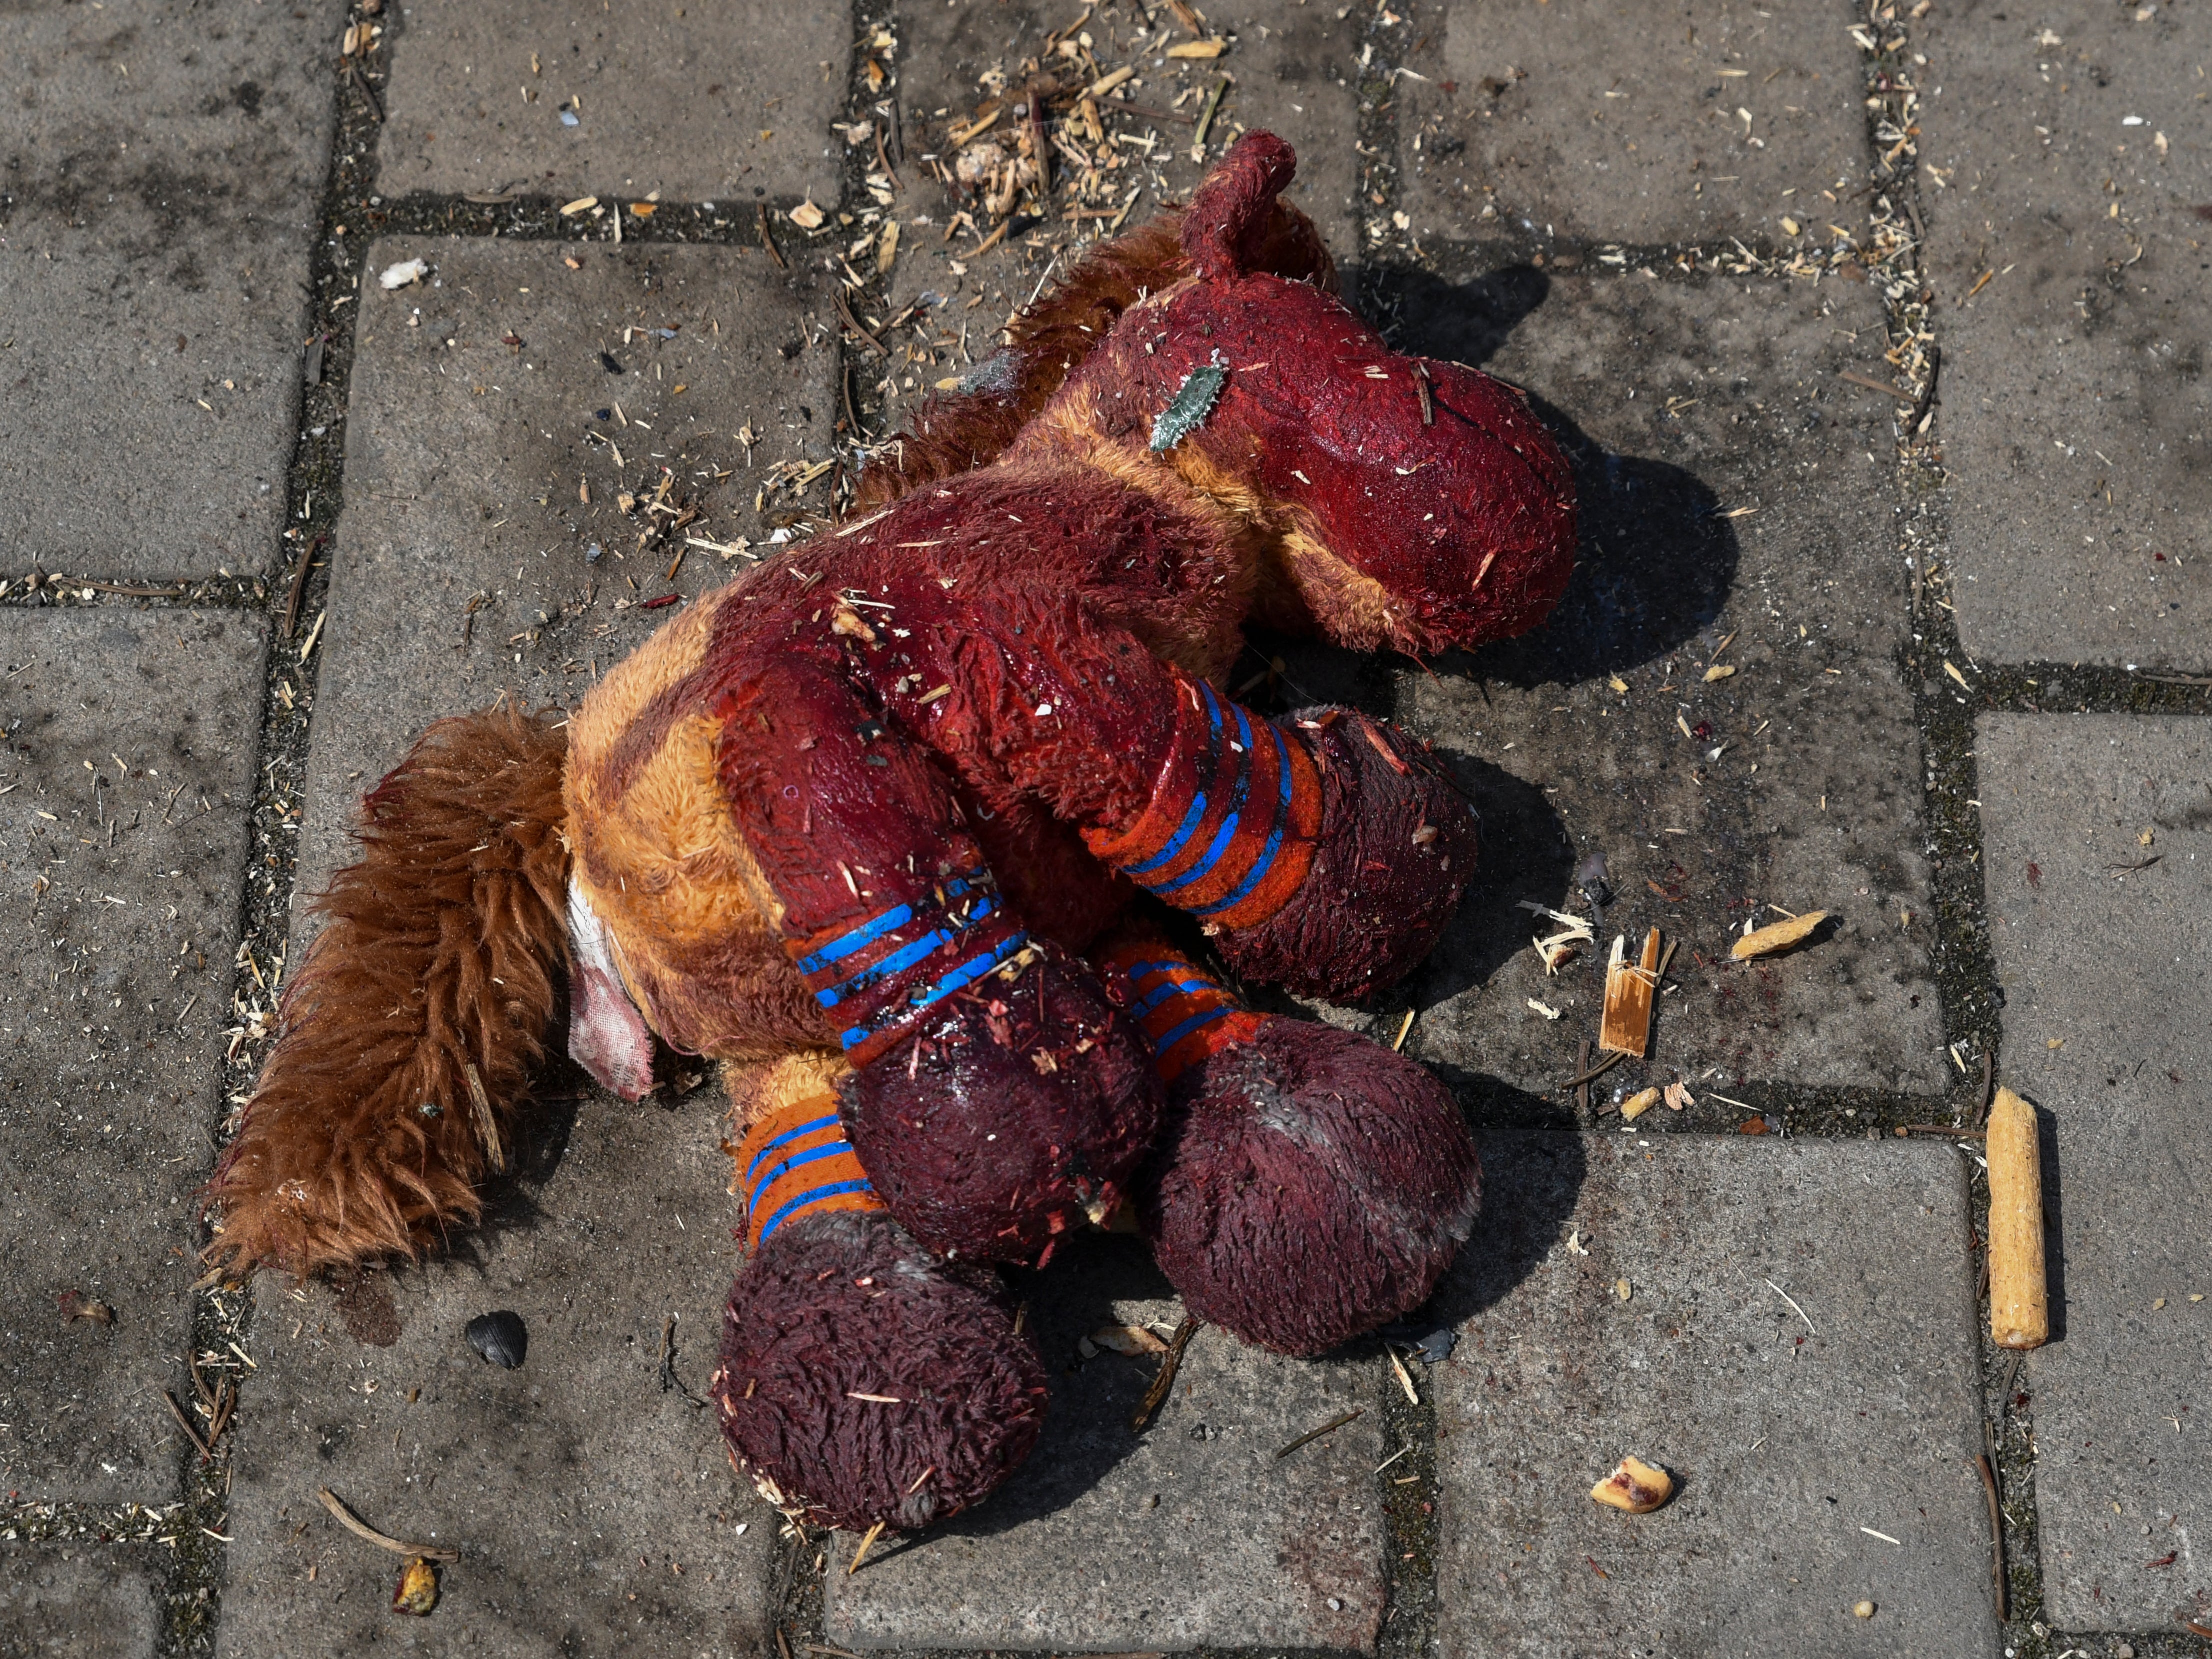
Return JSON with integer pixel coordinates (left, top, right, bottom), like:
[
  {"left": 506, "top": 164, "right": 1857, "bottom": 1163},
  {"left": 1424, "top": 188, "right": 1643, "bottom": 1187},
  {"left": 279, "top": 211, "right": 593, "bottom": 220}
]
[{"left": 202, "top": 134, "right": 1575, "bottom": 1534}]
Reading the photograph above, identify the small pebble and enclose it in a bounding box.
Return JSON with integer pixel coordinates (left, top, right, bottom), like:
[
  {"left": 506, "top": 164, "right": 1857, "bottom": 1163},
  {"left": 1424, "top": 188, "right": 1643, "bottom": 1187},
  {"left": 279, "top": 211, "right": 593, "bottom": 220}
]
[
  {"left": 464, "top": 1310, "right": 528, "bottom": 1368},
  {"left": 1852, "top": 1600, "right": 1875, "bottom": 1620}
]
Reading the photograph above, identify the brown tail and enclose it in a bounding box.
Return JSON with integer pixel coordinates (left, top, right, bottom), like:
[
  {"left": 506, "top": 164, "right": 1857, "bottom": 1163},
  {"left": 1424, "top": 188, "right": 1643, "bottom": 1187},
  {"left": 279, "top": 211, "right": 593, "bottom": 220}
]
[
  {"left": 854, "top": 190, "right": 1335, "bottom": 510},
  {"left": 203, "top": 705, "right": 572, "bottom": 1278}
]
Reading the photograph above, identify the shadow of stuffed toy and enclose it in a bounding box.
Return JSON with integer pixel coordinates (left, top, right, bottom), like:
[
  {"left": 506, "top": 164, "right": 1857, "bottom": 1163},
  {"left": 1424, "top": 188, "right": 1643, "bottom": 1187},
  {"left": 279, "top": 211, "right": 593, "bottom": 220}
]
[{"left": 201, "top": 135, "right": 1582, "bottom": 1538}]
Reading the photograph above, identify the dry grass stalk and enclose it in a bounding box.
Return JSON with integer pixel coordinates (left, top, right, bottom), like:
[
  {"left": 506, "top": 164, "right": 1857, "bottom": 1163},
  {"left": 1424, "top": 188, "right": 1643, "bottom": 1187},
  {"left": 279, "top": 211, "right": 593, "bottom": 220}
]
[{"left": 316, "top": 1487, "right": 460, "bottom": 1562}]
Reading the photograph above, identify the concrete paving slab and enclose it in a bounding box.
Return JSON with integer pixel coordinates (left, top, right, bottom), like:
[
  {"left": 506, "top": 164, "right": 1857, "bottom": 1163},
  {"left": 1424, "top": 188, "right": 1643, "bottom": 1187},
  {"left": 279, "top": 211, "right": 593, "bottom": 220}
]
[
  {"left": 871, "top": 0, "right": 1367, "bottom": 436},
  {"left": 1435, "top": 1131, "right": 1995, "bottom": 1658},
  {"left": 1919, "top": 2, "right": 2212, "bottom": 670},
  {"left": 1382, "top": 263, "right": 1945, "bottom": 1102},
  {"left": 372, "top": 0, "right": 845, "bottom": 206},
  {"left": 0, "top": 1546, "right": 162, "bottom": 1658},
  {"left": 1393, "top": 0, "right": 1871, "bottom": 250},
  {"left": 215, "top": 1083, "right": 778, "bottom": 1657},
  {"left": 0, "top": 608, "right": 265, "bottom": 1505},
  {"left": 0, "top": 0, "right": 339, "bottom": 580},
  {"left": 1975, "top": 713, "right": 2212, "bottom": 1631},
  {"left": 826, "top": 1234, "right": 1387, "bottom": 1653},
  {"left": 296, "top": 236, "right": 833, "bottom": 908}
]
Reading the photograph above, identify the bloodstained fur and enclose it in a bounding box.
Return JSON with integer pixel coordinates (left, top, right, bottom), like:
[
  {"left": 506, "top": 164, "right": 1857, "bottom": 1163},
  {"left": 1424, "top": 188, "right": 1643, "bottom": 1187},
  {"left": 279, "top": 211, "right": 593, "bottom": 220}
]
[
  {"left": 204, "top": 138, "right": 1565, "bottom": 1536},
  {"left": 1138, "top": 1018, "right": 1483, "bottom": 1356},
  {"left": 713, "top": 1207, "right": 1047, "bottom": 1532},
  {"left": 853, "top": 194, "right": 1336, "bottom": 511},
  {"left": 1216, "top": 708, "right": 1481, "bottom": 1002}
]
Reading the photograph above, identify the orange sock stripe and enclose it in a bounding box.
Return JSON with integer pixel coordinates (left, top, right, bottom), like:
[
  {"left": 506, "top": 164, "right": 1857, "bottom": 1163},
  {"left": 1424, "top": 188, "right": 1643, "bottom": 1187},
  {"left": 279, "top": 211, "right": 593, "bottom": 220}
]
[
  {"left": 1097, "top": 938, "right": 1263, "bottom": 1084},
  {"left": 1083, "top": 675, "right": 1319, "bottom": 934},
  {"left": 1204, "top": 731, "right": 1321, "bottom": 930},
  {"left": 736, "top": 1092, "right": 883, "bottom": 1253}
]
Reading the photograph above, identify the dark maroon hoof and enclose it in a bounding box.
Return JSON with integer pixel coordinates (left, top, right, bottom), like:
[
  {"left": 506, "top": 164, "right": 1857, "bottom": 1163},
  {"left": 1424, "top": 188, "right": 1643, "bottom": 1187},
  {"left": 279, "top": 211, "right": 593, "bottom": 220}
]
[
  {"left": 1138, "top": 1018, "right": 1480, "bottom": 1356},
  {"left": 711, "top": 1208, "right": 1047, "bottom": 1532},
  {"left": 840, "top": 940, "right": 1162, "bottom": 1264},
  {"left": 1215, "top": 708, "right": 1477, "bottom": 1002}
]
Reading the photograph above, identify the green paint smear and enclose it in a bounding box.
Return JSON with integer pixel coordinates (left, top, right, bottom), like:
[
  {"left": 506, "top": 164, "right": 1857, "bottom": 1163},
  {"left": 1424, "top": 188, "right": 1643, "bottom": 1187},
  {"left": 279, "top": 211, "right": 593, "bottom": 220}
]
[{"left": 1149, "top": 362, "right": 1228, "bottom": 452}]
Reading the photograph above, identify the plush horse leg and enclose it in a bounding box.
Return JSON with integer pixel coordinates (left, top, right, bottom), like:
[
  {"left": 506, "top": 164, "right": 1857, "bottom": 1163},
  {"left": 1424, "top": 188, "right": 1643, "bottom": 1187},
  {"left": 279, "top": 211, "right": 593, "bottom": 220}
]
[
  {"left": 1090, "top": 928, "right": 1481, "bottom": 1356},
  {"left": 717, "top": 652, "right": 1160, "bottom": 1264},
  {"left": 837, "top": 563, "right": 1480, "bottom": 1004},
  {"left": 712, "top": 1054, "right": 1047, "bottom": 1532}
]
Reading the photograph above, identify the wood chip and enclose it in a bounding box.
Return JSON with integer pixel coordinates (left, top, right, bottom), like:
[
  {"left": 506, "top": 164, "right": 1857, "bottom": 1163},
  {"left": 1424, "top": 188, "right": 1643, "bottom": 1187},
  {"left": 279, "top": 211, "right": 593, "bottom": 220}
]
[
  {"left": 1598, "top": 928, "right": 1660, "bottom": 1058},
  {"left": 1166, "top": 38, "right": 1229, "bottom": 58},
  {"left": 946, "top": 108, "right": 1001, "bottom": 149},
  {"left": 1987, "top": 1088, "right": 2048, "bottom": 1350},
  {"left": 1730, "top": 911, "right": 1828, "bottom": 960},
  {"left": 1387, "top": 1348, "right": 1419, "bottom": 1405},
  {"left": 1590, "top": 1456, "right": 1673, "bottom": 1514},
  {"left": 1131, "top": 1316, "right": 1198, "bottom": 1432},
  {"left": 789, "top": 200, "right": 826, "bottom": 231}
]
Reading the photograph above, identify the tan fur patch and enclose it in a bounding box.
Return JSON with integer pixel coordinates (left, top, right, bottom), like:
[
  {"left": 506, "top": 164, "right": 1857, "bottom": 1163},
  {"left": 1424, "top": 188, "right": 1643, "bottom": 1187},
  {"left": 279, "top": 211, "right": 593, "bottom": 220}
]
[
  {"left": 1265, "top": 521, "right": 1410, "bottom": 654},
  {"left": 722, "top": 1050, "right": 849, "bottom": 1156}
]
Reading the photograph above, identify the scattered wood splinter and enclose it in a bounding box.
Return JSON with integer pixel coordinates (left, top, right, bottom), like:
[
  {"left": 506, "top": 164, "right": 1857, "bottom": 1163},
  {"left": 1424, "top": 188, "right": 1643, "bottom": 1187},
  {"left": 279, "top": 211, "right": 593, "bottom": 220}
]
[
  {"left": 1731, "top": 910, "right": 1829, "bottom": 960},
  {"left": 1598, "top": 928, "right": 1661, "bottom": 1058}
]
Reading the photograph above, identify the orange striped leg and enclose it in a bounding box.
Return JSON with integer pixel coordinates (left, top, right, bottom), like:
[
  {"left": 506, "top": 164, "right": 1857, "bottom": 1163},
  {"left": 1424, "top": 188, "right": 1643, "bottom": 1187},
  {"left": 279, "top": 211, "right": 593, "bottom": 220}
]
[
  {"left": 735, "top": 1091, "right": 886, "bottom": 1256},
  {"left": 1080, "top": 672, "right": 1324, "bottom": 935},
  {"left": 1092, "top": 933, "right": 1264, "bottom": 1085}
]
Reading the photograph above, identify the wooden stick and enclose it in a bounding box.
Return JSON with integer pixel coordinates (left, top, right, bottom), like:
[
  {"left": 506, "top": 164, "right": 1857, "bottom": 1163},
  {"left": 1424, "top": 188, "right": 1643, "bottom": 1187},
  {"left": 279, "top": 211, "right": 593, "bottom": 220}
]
[
  {"left": 1975, "top": 1452, "right": 2008, "bottom": 1621},
  {"left": 159, "top": 1390, "right": 213, "bottom": 1461},
  {"left": 1275, "top": 1408, "right": 1364, "bottom": 1460},
  {"left": 1985, "top": 1088, "right": 2047, "bottom": 1350},
  {"left": 1835, "top": 368, "right": 1918, "bottom": 404}
]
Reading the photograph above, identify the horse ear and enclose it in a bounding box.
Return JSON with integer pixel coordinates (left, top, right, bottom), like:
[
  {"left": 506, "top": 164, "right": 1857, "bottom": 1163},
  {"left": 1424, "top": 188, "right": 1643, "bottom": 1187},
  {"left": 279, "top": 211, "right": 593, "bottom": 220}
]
[{"left": 1178, "top": 132, "right": 1300, "bottom": 281}]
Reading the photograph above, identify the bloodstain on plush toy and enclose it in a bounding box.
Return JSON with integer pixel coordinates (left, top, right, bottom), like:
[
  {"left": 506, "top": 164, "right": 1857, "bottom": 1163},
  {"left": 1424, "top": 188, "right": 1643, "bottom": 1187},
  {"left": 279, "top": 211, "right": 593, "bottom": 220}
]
[{"left": 203, "top": 134, "right": 1574, "bottom": 1535}]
